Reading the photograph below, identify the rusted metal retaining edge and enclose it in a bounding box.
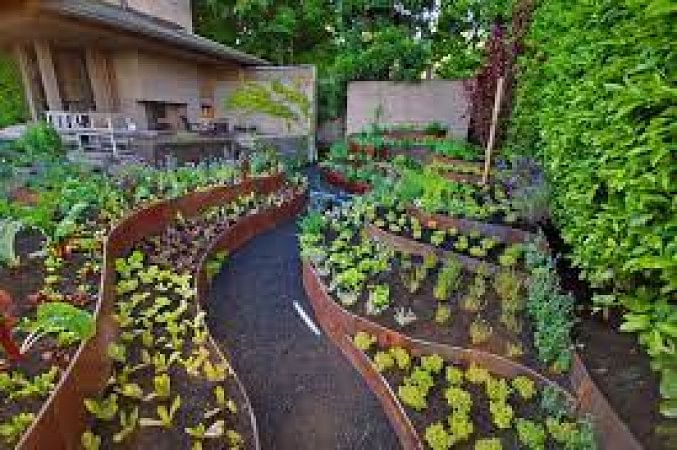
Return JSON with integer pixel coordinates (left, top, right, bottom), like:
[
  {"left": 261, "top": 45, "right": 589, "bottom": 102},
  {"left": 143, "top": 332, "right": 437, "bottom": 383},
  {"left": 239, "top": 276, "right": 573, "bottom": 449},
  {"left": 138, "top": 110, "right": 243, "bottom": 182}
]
[
  {"left": 16, "top": 174, "right": 285, "bottom": 450},
  {"left": 429, "top": 154, "right": 484, "bottom": 168},
  {"left": 195, "top": 187, "right": 308, "bottom": 450},
  {"left": 570, "top": 352, "right": 643, "bottom": 450},
  {"left": 321, "top": 167, "right": 371, "bottom": 194},
  {"left": 365, "top": 224, "right": 505, "bottom": 276},
  {"left": 409, "top": 206, "right": 539, "bottom": 246},
  {"left": 440, "top": 171, "right": 485, "bottom": 185}
]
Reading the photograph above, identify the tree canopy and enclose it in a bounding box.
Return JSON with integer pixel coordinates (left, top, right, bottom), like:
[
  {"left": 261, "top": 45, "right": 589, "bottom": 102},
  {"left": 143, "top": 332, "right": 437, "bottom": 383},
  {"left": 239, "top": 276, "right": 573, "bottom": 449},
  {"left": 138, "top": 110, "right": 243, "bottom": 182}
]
[{"left": 192, "top": 0, "right": 514, "bottom": 121}]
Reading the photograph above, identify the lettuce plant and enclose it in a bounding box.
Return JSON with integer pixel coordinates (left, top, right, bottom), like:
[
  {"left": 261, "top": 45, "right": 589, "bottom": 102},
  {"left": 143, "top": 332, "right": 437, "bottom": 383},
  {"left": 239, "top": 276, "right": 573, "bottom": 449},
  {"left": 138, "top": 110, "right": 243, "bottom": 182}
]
[
  {"left": 0, "top": 412, "right": 35, "bottom": 445},
  {"left": 516, "top": 418, "right": 545, "bottom": 450},
  {"left": 81, "top": 431, "right": 101, "bottom": 450},
  {"left": 424, "top": 422, "right": 452, "bottom": 450},
  {"left": 84, "top": 394, "right": 119, "bottom": 421},
  {"left": 353, "top": 331, "right": 376, "bottom": 352}
]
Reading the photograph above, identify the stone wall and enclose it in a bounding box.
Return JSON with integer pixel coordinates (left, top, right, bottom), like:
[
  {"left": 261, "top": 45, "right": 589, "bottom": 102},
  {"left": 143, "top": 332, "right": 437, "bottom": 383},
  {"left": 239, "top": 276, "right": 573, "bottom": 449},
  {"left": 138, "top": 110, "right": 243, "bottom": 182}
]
[{"left": 346, "top": 80, "right": 473, "bottom": 138}]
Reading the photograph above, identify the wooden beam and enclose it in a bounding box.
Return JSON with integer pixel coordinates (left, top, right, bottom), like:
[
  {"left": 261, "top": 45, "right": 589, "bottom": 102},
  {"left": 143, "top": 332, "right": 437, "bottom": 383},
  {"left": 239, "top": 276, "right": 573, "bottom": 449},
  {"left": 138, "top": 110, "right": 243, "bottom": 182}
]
[{"left": 483, "top": 76, "right": 505, "bottom": 185}]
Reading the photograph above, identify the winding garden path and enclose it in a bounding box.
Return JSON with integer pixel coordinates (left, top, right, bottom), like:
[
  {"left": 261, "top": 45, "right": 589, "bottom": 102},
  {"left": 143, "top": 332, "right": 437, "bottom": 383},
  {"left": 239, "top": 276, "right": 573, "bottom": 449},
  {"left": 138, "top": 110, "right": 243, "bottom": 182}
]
[{"left": 205, "top": 170, "right": 399, "bottom": 450}]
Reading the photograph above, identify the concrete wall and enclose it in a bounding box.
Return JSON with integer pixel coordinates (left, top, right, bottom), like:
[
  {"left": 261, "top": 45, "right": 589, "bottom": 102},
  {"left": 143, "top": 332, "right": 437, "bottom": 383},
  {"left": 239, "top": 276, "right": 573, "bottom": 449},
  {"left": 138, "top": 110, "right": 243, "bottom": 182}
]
[
  {"left": 346, "top": 80, "right": 473, "bottom": 138},
  {"left": 240, "top": 65, "right": 316, "bottom": 138},
  {"left": 111, "top": 49, "right": 211, "bottom": 129},
  {"left": 111, "top": 49, "right": 144, "bottom": 126}
]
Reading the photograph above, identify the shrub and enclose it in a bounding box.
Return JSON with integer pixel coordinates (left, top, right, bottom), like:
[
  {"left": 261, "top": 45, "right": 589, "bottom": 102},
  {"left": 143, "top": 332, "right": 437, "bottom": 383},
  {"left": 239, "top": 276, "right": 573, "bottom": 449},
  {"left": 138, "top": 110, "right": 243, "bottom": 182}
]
[
  {"left": 507, "top": 0, "right": 676, "bottom": 402},
  {"left": 16, "top": 121, "right": 63, "bottom": 160}
]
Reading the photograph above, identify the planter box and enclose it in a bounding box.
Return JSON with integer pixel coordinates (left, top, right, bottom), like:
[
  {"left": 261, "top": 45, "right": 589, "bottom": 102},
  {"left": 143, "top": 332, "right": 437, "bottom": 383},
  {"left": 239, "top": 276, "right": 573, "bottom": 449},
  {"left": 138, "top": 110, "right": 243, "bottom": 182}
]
[
  {"left": 302, "top": 262, "right": 642, "bottom": 450},
  {"left": 321, "top": 167, "right": 371, "bottom": 194},
  {"left": 408, "top": 206, "right": 539, "bottom": 246},
  {"left": 16, "top": 174, "right": 288, "bottom": 450}
]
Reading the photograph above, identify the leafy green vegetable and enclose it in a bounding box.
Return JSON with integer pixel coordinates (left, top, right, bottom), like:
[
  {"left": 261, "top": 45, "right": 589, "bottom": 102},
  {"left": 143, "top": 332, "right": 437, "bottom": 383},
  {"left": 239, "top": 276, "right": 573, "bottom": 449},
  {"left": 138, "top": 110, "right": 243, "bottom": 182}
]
[
  {"left": 81, "top": 430, "right": 101, "bottom": 450},
  {"left": 0, "top": 219, "right": 22, "bottom": 267},
  {"left": 0, "top": 412, "right": 34, "bottom": 444},
  {"left": 20, "top": 302, "right": 94, "bottom": 353},
  {"left": 84, "top": 394, "right": 119, "bottom": 421}
]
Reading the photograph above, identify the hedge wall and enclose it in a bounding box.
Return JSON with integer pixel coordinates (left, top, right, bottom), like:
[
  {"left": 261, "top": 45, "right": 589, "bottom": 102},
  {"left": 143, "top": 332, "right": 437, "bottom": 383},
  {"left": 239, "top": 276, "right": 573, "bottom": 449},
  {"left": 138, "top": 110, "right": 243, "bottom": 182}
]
[
  {"left": 507, "top": 0, "right": 675, "bottom": 364},
  {"left": 0, "top": 51, "right": 27, "bottom": 128}
]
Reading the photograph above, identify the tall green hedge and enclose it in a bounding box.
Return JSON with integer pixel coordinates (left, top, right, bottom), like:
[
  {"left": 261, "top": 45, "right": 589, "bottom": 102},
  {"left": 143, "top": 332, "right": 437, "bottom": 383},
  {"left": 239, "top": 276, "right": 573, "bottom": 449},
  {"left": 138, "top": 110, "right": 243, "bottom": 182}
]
[
  {"left": 507, "top": 0, "right": 675, "bottom": 374},
  {"left": 0, "top": 51, "right": 27, "bottom": 128}
]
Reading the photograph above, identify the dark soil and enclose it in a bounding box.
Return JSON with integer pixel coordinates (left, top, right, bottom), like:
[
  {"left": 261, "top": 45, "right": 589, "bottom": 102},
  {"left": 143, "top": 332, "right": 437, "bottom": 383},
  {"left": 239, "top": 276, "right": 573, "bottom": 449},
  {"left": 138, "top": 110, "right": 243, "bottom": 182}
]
[
  {"left": 0, "top": 228, "right": 46, "bottom": 318},
  {"left": 206, "top": 220, "right": 400, "bottom": 450},
  {"left": 317, "top": 224, "right": 560, "bottom": 386},
  {"left": 0, "top": 227, "right": 101, "bottom": 449},
  {"left": 542, "top": 222, "right": 672, "bottom": 450},
  {"left": 373, "top": 207, "right": 523, "bottom": 269}
]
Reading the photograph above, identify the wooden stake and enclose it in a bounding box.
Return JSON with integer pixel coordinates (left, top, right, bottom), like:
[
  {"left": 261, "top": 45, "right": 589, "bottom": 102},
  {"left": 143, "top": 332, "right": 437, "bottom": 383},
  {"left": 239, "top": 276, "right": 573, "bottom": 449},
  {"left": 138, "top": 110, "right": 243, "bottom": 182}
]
[{"left": 483, "top": 76, "right": 505, "bottom": 185}]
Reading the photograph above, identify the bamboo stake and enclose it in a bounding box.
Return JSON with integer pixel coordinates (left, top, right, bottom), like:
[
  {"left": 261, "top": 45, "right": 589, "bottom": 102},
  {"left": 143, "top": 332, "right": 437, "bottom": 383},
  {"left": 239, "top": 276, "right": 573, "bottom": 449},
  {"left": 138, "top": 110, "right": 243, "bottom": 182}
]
[{"left": 483, "top": 76, "right": 505, "bottom": 185}]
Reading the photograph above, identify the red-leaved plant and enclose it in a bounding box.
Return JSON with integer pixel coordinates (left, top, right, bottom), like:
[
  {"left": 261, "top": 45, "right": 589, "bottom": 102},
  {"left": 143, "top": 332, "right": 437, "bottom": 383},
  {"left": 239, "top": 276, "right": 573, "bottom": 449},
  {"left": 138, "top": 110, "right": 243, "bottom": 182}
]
[{"left": 0, "top": 289, "right": 22, "bottom": 362}]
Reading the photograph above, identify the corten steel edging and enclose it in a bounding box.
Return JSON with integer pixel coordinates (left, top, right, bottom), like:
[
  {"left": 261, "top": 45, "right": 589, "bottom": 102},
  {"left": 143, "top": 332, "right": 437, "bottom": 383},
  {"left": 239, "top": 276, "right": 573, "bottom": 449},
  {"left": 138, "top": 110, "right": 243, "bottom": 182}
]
[
  {"left": 15, "top": 175, "right": 284, "bottom": 450},
  {"left": 302, "top": 263, "right": 579, "bottom": 450},
  {"left": 440, "top": 171, "right": 484, "bottom": 186},
  {"left": 408, "top": 206, "right": 539, "bottom": 246},
  {"left": 194, "top": 188, "right": 309, "bottom": 450},
  {"left": 365, "top": 224, "right": 505, "bottom": 276},
  {"left": 570, "top": 353, "right": 643, "bottom": 450},
  {"left": 429, "top": 154, "right": 484, "bottom": 169},
  {"left": 320, "top": 167, "right": 371, "bottom": 194}
]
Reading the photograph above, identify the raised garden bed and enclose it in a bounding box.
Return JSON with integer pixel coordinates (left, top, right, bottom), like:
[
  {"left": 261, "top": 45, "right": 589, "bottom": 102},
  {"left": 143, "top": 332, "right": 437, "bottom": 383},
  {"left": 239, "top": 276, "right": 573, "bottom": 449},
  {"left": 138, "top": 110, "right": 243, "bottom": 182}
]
[
  {"left": 302, "top": 261, "right": 643, "bottom": 450},
  {"left": 408, "top": 208, "right": 539, "bottom": 246},
  {"left": 298, "top": 196, "right": 643, "bottom": 450},
  {"left": 321, "top": 167, "right": 371, "bottom": 194},
  {"left": 12, "top": 174, "right": 299, "bottom": 450}
]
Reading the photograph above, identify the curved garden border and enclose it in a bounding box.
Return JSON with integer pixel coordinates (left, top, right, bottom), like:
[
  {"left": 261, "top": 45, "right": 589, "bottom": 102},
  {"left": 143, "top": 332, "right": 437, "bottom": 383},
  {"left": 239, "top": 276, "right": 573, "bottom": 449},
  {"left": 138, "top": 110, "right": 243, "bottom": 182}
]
[
  {"left": 408, "top": 207, "right": 539, "bottom": 245},
  {"left": 303, "top": 262, "right": 577, "bottom": 450},
  {"left": 302, "top": 258, "right": 642, "bottom": 450},
  {"left": 429, "top": 154, "right": 484, "bottom": 168},
  {"left": 321, "top": 167, "right": 371, "bottom": 194},
  {"left": 16, "top": 174, "right": 287, "bottom": 450},
  {"left": 403, "top": 210, "right": 641, "bottom": 449}
]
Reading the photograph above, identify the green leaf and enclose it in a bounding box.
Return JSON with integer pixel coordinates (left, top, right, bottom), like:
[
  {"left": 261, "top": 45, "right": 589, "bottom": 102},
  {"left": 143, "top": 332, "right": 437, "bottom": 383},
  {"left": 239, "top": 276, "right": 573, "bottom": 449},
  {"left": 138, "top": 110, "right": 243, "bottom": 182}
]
[
  {"left": 659, "top": 399, "right": 677, "bottom": 418},
  {"left": 33, "top": 302, "right": 95, "bottom": 340},
  {"left": 619, "top": 314, "right": 651, "bottom": 332},
  {"left": 660, "top": 369, "right": 677, "bottom": 399}
]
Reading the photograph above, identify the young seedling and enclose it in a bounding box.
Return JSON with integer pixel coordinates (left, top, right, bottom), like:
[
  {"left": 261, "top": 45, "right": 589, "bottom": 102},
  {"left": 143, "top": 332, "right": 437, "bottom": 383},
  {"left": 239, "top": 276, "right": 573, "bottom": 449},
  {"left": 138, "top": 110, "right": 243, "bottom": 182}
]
[
  {"left": 84, "top": 393, "right": 119, "bottom": 421},
  {"left": 394, "top": 307, "right": 417, "bottom": 327},
  {"left": 139, "top": 395, "right": 182, "bottom": 428},
  {"left": 112, "top": 407, "right": 139, "bottom": 444},
  {"left": 81, "top": 431, "right": 101, "bottom": 450}
]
